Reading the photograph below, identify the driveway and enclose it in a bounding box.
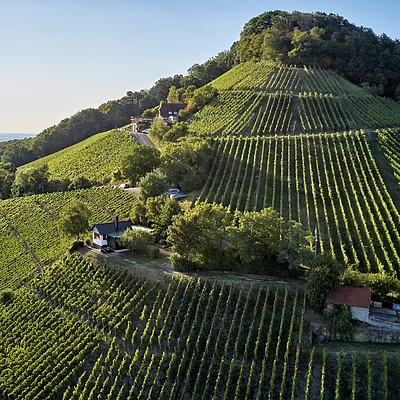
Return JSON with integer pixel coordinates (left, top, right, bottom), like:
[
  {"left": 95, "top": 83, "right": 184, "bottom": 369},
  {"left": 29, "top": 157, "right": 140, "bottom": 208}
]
[{"left": 133, "top": 132, "right": 153, "bottom": 146}]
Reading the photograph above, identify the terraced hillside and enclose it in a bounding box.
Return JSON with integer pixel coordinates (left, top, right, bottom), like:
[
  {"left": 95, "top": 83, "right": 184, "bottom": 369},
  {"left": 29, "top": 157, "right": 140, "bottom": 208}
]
[
  {"left": 18, "top": 129, "right": 139, "bottom": 183},
  {"left": 189, "top": 62, "right": 400, "bottom": 136},
  {"left": 198, "top": 131, "right": 400, "bottom": 274},
  {"left": 1, "top": 254, "right": 398, "bottom": 399},
  {"left": 0, "top": 187, "right": 133, "bottom": 290}
]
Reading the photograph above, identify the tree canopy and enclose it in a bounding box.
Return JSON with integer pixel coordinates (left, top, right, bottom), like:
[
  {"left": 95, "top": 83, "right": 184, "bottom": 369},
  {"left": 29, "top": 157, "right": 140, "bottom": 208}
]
[
  {"left": 57, "top": 200, "right": 92, "bottom": 239},
  {"left": 236, "top": 10, "right": 400, "bottom": 98}
]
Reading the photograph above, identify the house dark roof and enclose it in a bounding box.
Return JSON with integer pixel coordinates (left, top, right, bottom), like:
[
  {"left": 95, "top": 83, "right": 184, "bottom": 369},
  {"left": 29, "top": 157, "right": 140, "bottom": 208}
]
[
  {"left": 159, "top": 103, "right": 185, "bottom": 118},
  {"left": 92, "top": 220, "right": 131, "bottom": 235},
  {"left": 326, "top": 286, "right": 371, "bottom": 309}
]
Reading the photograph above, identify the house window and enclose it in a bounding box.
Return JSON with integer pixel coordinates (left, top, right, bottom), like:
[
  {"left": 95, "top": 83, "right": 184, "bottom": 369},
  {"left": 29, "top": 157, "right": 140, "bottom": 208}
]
[
  {"left": 94, "top": 233, "right": 100, "bottom": 240},
  {"left": 103, "top": 235, "right": 107, "bottom": 240}
]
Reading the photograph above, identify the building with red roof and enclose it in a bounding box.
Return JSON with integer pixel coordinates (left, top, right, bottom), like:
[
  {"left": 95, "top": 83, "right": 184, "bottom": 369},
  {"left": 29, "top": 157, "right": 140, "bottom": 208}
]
[{"left": 326, "top": 286, "right": 371, "bottom": 322}]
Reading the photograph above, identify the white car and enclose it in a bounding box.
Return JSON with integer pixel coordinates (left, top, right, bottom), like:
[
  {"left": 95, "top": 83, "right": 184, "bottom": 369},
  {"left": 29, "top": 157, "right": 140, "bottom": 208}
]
[
  {"left": 119, "top": 183, "right": 129, "bottom": 189},
  {"left": 142, "top": 129, "right": 149, "bottom": 134}
]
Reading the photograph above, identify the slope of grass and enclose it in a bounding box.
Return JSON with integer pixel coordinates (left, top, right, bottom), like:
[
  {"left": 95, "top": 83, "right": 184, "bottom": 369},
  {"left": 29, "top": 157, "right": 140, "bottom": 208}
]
[{"left": 19, "top": 129, "right": 139, "bottom": 183}]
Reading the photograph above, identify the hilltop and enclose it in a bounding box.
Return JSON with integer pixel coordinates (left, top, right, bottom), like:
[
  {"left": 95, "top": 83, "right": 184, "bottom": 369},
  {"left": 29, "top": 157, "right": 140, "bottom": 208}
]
[{"left": 189, "top": 62, "right": 400, "bottom": 136}]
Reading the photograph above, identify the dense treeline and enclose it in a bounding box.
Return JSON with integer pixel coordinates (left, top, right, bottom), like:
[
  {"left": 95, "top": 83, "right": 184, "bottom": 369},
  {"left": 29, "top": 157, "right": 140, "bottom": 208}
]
[
  {"left": 235, "top": 10, "right": 400, "bottom": 99},
  {"left": 0, "top": 50, "right": 233, "bottom": 168}
]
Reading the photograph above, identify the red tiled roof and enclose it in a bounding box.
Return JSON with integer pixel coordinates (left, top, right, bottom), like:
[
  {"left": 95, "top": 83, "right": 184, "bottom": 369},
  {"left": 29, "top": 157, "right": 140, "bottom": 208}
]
[{"left": 326, "top": 286, "right": 371, "bottom": 308}]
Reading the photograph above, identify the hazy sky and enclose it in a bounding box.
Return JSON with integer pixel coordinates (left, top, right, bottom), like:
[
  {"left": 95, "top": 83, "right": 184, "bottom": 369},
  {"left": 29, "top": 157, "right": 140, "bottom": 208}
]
[{"left": 1, "top": 0, "right": 399, "bottom": 133}]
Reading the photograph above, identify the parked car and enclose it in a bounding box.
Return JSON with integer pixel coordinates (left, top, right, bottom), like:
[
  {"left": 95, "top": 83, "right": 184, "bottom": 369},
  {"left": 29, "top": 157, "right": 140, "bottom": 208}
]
[
  {"left": 119, "top": 183, "right": 129, "bottom": 189},
  {"left": 170, "top": 193, "right": 187, "bottom": 201},
  {"left": 142, "top": 129, "right": 149, "bottom": 134},
  {"left": 167, "top": 188, "right": 181, "bottom": 195},
  {"left": 101, "top": 246, "right": 114, "bottom": 253}
]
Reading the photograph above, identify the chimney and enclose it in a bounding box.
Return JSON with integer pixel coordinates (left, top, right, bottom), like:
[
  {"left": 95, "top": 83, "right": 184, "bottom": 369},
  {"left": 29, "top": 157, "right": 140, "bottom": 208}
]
[{"left": 115, "top": 215, "right": 119, "bottom": 231}]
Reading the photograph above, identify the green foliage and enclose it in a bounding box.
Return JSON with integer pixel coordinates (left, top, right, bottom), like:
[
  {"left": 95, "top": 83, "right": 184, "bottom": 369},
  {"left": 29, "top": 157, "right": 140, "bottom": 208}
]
[
  {"left": 0, "top": 166, "right": 15, "bottom": 199},
  {"left": 130, "top": 195, "right": 182, "bottom": 242},
  {"left": 139, "top": 171, "right": 169, "bottom": 199},
  {"left": 58, "top": 200, "right": 92, "bottom": 238},
  {"left": 190, "top": 63, "right": 400, "bottom": 137},
  {"left": 121, "top": 145, "right": 161, "bottom": 185},
  {"left": 12, "top": 164, "right": 50, "bottom": 197},
  {"left": 278, "top": 220, "right": 314, "bottom": 269},
  {"left": 305, "top": 255, "right": 341, "bottom": 312},
  {"left": 227, "top": 208, "right": 284, "bottom": 268},
  {"left": 148, "top": 119, "right": 170, "bottom": 143},
  {"left": 118, "top": 228, "right": 153, "bottom": 254},
  {"left": 160, "top": 137, "right": 212, "bottom": 192},
  {"left": 0, "top": 289, "right": 14, "bottom": 304},
  {"left": 325, "top": 305, "right": 354, "bottom": 340},
  {"left": 236, "top": 10, "right": 400, "bottom": 98},
  {"left": 0, "top": 187, "right": 133, "bottom": 290},
  {"left": 19, "top": 129, "right": 140, "bottom": 184},
  {"left": 187, "top": 85, "right": 218, "bottom": 113},
  {"left": 199, "top": 132, "right": 400, "bottom": 275},
  {"left": 167, "top": 202, "right": 232, "bottom": 269}
]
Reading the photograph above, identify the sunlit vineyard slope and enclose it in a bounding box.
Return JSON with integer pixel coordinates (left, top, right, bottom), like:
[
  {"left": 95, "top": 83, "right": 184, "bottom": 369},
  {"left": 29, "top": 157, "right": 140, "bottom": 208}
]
[
  {"left": 189, "top": 62, "right": 400, "bottom": 136},
  {"left": 0, "top": 187, "right": 133, "bottom": 290},
  {"left": 19, "top": 129, "right": 139, "bottom": 183},
  {"left": 198, "top": 131, "right": 400, "bottom": 274}
]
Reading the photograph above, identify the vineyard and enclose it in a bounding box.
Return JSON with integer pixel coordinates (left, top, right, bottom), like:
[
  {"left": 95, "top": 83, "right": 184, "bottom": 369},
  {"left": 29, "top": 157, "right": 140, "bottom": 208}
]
[
  {"left": 189, "top": 63, "right": 400, "bottom": 136},
  {"left": 0, "top": 253, "right": 308, "bottom": 399},
  {"left": 19, "top": 129, "right": 139, "bottom": 183},
  {"left": 198, "top": 131, "right": 400, "bottom": 274},
  {"left": 0, "top": 187, "right": 134, "bottom": 290},
  {"left": 2, "top": 254, "right": 398, "bottom": 399},
  {"left": 377, "top": 128, "right": 400, "bottom": 183}
]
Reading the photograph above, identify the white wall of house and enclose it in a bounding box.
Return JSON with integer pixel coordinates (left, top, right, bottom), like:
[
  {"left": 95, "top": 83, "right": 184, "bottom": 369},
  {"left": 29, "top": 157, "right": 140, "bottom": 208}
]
[
  {"left": 92, "top": 227, "right": 108, "bottom": 247},
  {"left": 351, "top": 306, "right": 370, "bottom": 322}
]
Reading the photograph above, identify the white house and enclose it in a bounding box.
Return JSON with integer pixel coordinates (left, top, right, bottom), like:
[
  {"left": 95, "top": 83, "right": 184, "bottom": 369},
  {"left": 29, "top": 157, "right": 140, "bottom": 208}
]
[
  {"left": 92, "top": 217, "right": 131, "bottom": 250},
  {"left": 326, "top": 286, "right": 371, "bottom": 323}
]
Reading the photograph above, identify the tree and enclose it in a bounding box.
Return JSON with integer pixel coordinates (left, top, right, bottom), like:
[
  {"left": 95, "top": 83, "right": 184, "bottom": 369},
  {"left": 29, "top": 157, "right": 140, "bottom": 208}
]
[
  {"left": 167, "top": 86, "right": 181, "bottom": 103},
  {"left": 118, "top": 228, "right": 153, "bottom": 254},
  {"left": 0, "top": 167, "right": 15, "bottom": 199},
  {"left": 58, "top": 200, "right": 92, "bottom": 239},
  {"left": 121, "top": 145, "right": 161, "bottom": 185},
  {"left": 148, "top": 119, "right": 170, "bottom": 143},
  {"left": 163, "top": 122, "right": 189, "bottom": 142},
  {"left": 227, "top": 208, "right": 284, "bottom": 270},
  {"left": 167, "top": 202, "right": 232, "bottom": 269},
  {"left": 139, "top": 171, "right": 170, "bottom": 199},
  {"left": 326, "top": 305, "right": 354, "bottom": 340},
  {"left": 186, "top": 85, "right": 218, "bottom": 113},
  {"left": 0, "top": 289, "right": 14, "bottom": 304},
  {"left": 12, "top": 164, "right": 50, "bottom": 197},
  {"left": 278, "top": 220, "right": 314, "bottom": 269},
  {"left": 305, "top": 255, "right": 341, "bottom": 312},
  {"left": 160, "top": 137, "right": 212, "bottom": 192},
  {"left": 130, "top": 197, "right": 148, "bottom": 226},
  {"left": 145, "top": 196, "right": 182, "bottom": 240}
]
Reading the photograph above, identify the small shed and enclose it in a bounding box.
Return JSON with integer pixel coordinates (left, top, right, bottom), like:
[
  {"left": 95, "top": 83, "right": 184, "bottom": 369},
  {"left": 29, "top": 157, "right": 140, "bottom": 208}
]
[
  {"left": 159, "top": 103, "right": 185, "bottom": 121},
  {"left": 92, "top": 217, "right": 131, "bottom": 250},
  {"left": 326, "top": 286, "right": 371, "bottom": 322}
]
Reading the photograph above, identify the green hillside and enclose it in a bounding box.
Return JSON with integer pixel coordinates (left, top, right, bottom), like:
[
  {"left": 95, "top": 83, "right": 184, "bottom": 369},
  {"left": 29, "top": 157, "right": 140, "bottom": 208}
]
[
  {"left": 189, "top": 62, "right": 400, "bottom": 136},
  {"left": 0, "top": 187, "right": 133, "bottom": 290},
  {"left": 19, "top": 129, "right": 139, "bottom": 184},
  {"left": 197, "top": 131, "right": 400, "bottom": 274},
  {"left": 1, "top": 254, "right": 398, "bottom": 399}
]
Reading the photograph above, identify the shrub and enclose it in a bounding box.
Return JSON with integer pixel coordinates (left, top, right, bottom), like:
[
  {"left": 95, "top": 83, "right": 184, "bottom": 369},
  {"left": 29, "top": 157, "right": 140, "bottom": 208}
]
[{"left": 0, "top": 289, "right": 15, "bottom": 304}]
